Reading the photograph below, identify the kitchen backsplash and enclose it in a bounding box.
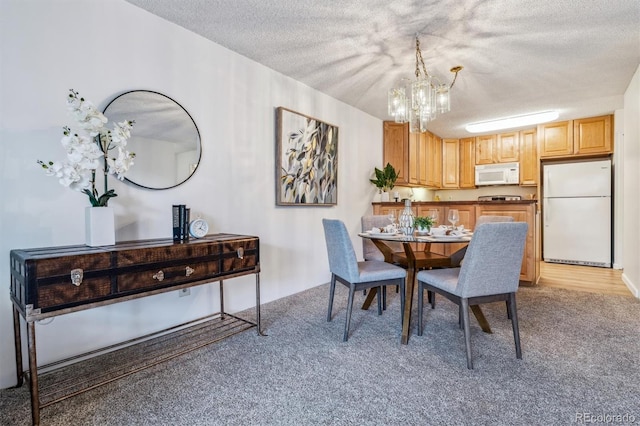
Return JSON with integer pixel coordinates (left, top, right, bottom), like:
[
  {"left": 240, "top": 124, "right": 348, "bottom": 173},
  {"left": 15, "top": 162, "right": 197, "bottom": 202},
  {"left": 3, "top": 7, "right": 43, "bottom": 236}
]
[{"left": 393, "top": 185, "right": 536, "bottom": 202}]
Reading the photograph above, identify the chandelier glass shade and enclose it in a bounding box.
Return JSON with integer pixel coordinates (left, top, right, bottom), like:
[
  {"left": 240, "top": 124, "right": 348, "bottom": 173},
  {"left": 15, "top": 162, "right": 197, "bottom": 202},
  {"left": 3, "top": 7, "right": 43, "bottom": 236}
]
[{"left": 388, "top": 35, "right": 462, "bottom": 133}]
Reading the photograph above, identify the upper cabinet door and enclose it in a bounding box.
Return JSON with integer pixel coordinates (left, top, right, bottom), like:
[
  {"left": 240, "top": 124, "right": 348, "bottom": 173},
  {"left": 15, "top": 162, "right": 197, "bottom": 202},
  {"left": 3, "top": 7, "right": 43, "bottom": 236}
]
[
  {"left": 573, "top": 115, "right": 612, "bottom": 155},
  {"left": 441, "top": 138, "right": 459, "bottom": 188},
  {"left": 519, "top": 128, "right": 538, "bottom": 186},
  {"left": 475, "top": 134, "right": 496, "bottom": 164},
  {"left": 418, "top": 132, "right": 429, "bottom": 185},
  {"left": 383, "top": 121, "right": 409, "bottom": 185},
  {"left": 430, "top": 134, "right": 443, "bottom": 188},
  {"left": 497, "top": 131, "right": 520, "bottom": 163},
  {"left": 538, "top": 120, "right": 573, "bottom": 158},
  {"left": 459, "top": 137, "right": 476, "bottom": 188},
  {"left": 408, "top": 132, "right": 420, "bottom": 185}
]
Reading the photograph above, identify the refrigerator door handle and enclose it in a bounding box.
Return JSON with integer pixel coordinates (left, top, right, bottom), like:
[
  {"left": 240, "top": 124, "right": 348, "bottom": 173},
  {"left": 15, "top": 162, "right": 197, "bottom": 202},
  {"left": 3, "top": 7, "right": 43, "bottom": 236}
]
[
  {"left": 544, "top": 199, "right": 549, "bottom": 225},
  {"left": 544, "top": 168, "right": 550, "bottom": 192}
]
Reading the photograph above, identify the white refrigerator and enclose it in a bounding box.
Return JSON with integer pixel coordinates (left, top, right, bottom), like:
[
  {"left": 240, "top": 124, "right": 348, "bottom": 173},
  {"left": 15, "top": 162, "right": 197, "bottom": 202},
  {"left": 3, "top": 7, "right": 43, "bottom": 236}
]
[{"left": 542, "top": 159, "right": 612, "bottom": 267}]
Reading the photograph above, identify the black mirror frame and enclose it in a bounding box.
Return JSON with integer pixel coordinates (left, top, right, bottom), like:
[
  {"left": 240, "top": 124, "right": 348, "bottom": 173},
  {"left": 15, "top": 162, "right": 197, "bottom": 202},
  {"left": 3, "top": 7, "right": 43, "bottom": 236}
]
[{"left": 103, "top": 90, "right": 202, "bottom": 190}]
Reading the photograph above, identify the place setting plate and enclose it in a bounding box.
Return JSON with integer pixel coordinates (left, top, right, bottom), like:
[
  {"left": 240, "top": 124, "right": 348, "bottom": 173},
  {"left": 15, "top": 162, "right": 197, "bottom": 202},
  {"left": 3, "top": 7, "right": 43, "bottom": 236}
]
[
  {"left": 366, "top": 230, "right": 402, "bottom": 236},
  {"left": 426, "top": 234, "right": 472, "bottom": 241}
]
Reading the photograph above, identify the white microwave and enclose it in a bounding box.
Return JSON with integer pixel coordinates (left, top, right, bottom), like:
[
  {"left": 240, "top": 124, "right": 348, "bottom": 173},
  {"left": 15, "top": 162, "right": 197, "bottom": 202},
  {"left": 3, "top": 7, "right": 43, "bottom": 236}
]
[{"left": 475, "top": 162, "right": 519, "bottom": 186}]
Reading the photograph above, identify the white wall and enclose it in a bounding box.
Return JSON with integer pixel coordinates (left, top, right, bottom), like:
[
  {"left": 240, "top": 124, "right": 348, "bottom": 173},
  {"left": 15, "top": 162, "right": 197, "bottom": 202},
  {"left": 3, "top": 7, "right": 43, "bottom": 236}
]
[
  {"left": 0, "top": 0, "right": 383, "bottom": 388},
  {"left": 621, "top": 65, "right": 640, "bottom": 297}
]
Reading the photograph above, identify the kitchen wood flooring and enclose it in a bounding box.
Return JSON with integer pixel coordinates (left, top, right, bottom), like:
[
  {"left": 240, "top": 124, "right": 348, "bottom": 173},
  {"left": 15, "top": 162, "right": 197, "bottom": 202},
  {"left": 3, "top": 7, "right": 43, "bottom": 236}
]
[{"left": 538, "top": 261, "right": 632, "bottom": 297}]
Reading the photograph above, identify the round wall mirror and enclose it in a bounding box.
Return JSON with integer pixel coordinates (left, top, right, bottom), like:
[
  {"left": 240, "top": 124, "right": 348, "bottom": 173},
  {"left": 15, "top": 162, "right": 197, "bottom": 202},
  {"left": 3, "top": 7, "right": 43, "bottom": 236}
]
[{"left": 103, "top": 90, "right": 201, "bottom": 190}]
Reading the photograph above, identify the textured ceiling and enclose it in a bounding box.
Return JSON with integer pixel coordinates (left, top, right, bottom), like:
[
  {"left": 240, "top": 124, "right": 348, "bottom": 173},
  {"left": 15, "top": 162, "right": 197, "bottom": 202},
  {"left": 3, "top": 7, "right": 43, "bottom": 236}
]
[{"left": 125, "top": 0, "right": 640, "bottom": 138}]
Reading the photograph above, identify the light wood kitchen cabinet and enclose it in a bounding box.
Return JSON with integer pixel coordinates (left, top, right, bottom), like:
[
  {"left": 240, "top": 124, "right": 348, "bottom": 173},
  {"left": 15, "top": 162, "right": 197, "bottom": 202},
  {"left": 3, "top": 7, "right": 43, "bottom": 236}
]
[
  {"left": 418, "top": 132, "right": 428, "bottom": 185},
  {"left": 538, "top": 120, "right": 573, "bottom": 158},
  {"left": 383, "top": 122, "right": 440, "bottom": 188},
  {"left": 425, "top": 132, "right": 442, "bottom": 188},
  {"left": 383, "top": 121, "right": 409, "bottom": 185},
  {"left": 475, "top": 134, "right": 496, "bottom": 165},
  {"left": 441, "top": 138, "right": 460, "bottom": 188},
  {"left": 477, "top": 132, "right": 521, "bottom": 164},
  {"left": 475, "top": 203, "right": 538, "bottom": 283},
  {"left": 538, "top": 115, "right": 613, "bottom": 158},
  {"left": 497, "top": 132, "right": 520, "bottom": 162},
  {"left": 459, "top": 137, "right": 476, "bottom": 188},
  {"left": 573, "top": 115, "right": 612, "bottom": 155},
  {"left": 519, "top": 128, "right": 538, "bottom": 186},
  {"left": 408, "top": 132, "right": 420, "bottom": 184}
]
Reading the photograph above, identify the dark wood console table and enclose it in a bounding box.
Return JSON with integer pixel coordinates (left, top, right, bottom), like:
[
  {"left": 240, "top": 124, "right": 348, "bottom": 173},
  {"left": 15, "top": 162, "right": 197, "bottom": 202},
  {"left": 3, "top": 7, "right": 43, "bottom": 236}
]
[{"left": 10, "top": 234, "right": 261, "bottom": 425}]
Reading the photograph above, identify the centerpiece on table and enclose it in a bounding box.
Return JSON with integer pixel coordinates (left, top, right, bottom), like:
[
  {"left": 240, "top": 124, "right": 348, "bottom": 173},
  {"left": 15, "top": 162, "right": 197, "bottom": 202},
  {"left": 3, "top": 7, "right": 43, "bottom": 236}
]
[
  {"left": 413, "top": 216, "right": 434, "bottom": 234},
  {"left": 38, "top": 89, "right": 135, "bottom": 246},
  {"left": 369, "top": 163, "right": 398, "bottom": 202}
]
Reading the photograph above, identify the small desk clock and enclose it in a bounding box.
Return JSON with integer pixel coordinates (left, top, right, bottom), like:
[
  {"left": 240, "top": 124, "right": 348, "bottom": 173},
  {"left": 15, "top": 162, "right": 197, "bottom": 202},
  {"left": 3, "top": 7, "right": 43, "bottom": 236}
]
[{"left": 188, "top": 218, "right": 209, "bottom": 238}]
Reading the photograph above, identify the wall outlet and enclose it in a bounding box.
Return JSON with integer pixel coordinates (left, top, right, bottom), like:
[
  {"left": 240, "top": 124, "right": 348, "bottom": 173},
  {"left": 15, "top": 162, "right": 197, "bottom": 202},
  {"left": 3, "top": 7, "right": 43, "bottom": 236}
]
[{"left": 179, "top": 288, "right": 190, "bottom": 297}]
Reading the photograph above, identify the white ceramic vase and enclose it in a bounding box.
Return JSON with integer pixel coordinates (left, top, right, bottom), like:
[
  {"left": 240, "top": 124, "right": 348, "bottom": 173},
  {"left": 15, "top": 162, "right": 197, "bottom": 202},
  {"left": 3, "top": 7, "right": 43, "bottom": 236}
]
[
  {"left": 85, "top": 206, "right": 115, "bottom": 246},
  {"left": 380, "top": 191, "right": 390, "bottom": 202}
]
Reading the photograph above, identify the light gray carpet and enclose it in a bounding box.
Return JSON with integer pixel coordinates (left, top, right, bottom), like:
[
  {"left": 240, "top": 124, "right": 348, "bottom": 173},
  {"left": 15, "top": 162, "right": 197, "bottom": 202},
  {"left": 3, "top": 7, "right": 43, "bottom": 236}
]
[{"left": 1, "top": 283, "right": 639, "bottom": 425}]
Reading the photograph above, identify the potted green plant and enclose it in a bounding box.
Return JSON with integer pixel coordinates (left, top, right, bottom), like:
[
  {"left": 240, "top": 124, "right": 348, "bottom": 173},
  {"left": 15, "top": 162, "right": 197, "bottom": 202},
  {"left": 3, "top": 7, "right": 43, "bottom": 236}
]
[
  {"left": 414, "top": 216, "right": 434, "bottom": 233},
  {"left": 369, "top": 163, "right": 398, "bottom": 202}
]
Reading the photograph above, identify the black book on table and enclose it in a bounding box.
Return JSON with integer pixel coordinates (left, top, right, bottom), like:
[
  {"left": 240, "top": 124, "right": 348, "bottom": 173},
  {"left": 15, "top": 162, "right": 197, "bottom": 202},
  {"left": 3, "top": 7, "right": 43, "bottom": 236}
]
[
  {"left": 172, "top": 205, "right": 191, "bottom": 242},
  {"left": 183, "top": 208, "right": 190, "bottom": 241},
  {"left": 172, "top": 205, "right": 180, "bottom": 241}
]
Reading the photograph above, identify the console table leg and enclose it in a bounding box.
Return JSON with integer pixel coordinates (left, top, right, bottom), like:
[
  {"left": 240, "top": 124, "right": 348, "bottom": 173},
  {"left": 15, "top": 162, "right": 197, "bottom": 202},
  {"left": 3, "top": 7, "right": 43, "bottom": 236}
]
[
  {"left": 219, "top": 280, "right": 225, "bottom": 319},
  {"left": 12, "top": 306, "right": 24, "bottom": 387},
  {"left": 27, "top": 321, "right": 40, "bottom": 425},
  {"left": 255, "top": 273, "right": 265, "bottom": 336}
]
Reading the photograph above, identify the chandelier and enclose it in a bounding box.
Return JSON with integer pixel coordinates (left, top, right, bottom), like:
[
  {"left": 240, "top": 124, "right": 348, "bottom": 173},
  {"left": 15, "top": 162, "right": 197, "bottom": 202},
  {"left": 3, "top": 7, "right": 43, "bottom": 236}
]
[{"left": 388, "top": 34, "right": 463, "bottom": 133}]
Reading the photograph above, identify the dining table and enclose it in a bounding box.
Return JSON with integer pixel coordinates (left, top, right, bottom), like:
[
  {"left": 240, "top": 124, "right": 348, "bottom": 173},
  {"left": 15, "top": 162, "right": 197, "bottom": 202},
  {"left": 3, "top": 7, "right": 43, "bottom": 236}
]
[{"left": 358, "top": 229, "right": 493, "bottom": 345}]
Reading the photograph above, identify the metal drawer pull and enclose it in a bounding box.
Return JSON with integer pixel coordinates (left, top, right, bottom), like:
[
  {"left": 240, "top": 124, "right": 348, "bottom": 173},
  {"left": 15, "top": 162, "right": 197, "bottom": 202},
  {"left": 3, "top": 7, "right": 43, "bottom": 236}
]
[
  {"left": 70, "top": 268, "right": 83, "bottom": 286},
  {"left": 237, "top": 248, "right": 244, "bottom": 259},
  {"left": 185, "top": 266, "right": 194, "bottom": 276},
  {"left": 153, "top": 270, "right": 165, "bottom": 281}
]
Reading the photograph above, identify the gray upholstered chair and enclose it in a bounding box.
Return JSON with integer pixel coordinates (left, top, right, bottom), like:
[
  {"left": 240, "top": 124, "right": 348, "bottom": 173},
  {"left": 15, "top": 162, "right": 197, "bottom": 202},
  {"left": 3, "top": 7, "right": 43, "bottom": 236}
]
[
  {"left": 443, "top": 215, "right": 516, "bottom": 316},
  {"left": 361, "top": 215, "right": 403, "bottom": 262},
  {"left": 361, "top": 215, "right": 404, "bottom": 308},
  {"left": 322, "top": 219, "right": 406, "bottom": 341},
  {"left": 448, "top": 215, "right": 515, "bottom": 267},
  {"left": 416, "top": 222, "right": 528, "bottom": 369}
]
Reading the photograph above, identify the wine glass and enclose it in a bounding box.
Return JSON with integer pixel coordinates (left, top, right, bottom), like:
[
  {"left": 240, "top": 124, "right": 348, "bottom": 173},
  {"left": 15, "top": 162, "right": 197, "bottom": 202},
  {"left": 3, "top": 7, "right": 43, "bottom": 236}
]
[
  {"left": 387, "top": 209, "right": 396, "bottom": 225},
  {"left": 447, "top": 209, "right": 459, "bottom": 229},
  {"left": 428, "top": 209, "right": 439, "bottom": 226},
  {"left": 387, "top": 209, "right": 397, "bottom": 232}
]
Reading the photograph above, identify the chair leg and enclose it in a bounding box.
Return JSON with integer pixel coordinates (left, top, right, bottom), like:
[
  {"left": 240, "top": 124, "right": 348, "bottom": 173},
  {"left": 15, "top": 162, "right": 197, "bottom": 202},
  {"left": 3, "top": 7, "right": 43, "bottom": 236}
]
[
  {"left": 377, "top": 286, "right": 383, "bottom": 315},
  {"left": 506, "top": 300, "right": 512, "bottom": 319},
  {"left": 417, "top": 282, "right": 424, "bottom": 336},
  {"left": 400, "top": 281, "right": 406, "bottom": 329},
  {"left": 460, "top": 298, "right": 473, "bottom": 369},
  {"left": 327, "top": 275, "right": 336, "bottom": 322},
  {"left": 428, "top": 291, "right": 436, "bottom": 309},
  {"left": 382, "top": 285, "right": 387, "bottom": 311},
  {"left": 509, "top": 293, "right": 522, "bottom": 359},
  {"left": 458, "top": 304, "right": 463, "bottom": 329},
  {"left": 344, "top": 285, "right": 356, "bottom": 342}
]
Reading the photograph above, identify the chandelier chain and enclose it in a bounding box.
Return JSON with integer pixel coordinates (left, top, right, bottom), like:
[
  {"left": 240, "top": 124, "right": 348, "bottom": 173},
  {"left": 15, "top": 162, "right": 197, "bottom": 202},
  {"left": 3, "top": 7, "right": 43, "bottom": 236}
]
[{"left": 414, "top": 36, "right": 430, "bottom": 80}]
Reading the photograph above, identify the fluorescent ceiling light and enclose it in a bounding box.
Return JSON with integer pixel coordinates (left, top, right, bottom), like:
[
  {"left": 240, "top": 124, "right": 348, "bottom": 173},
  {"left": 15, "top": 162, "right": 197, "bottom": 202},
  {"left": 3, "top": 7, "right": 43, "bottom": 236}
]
[{"left": 465, "top": 111, "right": 559, "bottom": 133}]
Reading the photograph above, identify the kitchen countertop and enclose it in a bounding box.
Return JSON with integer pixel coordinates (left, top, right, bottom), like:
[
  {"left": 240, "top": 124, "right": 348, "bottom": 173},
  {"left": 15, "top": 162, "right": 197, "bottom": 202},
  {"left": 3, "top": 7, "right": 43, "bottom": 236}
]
[{"left": 372, "top": 200, "right": 538, "bottom": 205}]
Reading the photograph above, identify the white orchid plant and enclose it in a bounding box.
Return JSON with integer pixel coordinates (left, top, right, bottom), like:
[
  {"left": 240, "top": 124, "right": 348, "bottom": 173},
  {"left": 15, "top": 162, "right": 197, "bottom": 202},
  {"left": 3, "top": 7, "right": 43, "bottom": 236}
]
[{"left": 38, "top": 90, "right": 136, "bottom": 207}]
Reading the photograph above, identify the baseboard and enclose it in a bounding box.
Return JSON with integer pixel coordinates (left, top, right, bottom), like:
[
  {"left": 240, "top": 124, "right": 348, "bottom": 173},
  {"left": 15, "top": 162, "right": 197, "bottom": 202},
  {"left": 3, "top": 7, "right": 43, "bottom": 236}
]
[{"left": 621, "top": 273, "right": 639, "bottom": 298}]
